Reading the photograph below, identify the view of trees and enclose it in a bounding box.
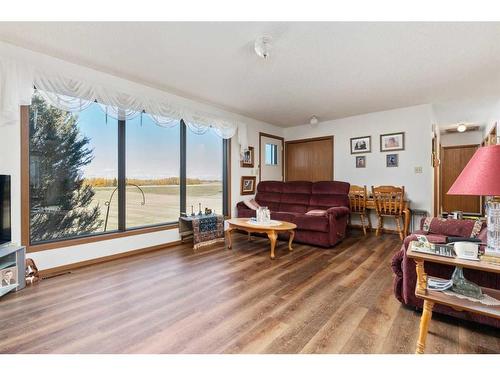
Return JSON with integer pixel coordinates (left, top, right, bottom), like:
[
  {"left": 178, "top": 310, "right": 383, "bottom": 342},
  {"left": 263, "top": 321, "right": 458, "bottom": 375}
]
[{"left": 29, "top": 93, "right": 103, "bottom": 242}]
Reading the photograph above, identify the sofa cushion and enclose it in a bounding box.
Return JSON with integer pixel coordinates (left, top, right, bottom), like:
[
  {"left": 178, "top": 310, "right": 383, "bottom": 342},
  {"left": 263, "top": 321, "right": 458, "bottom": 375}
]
[
  {"left": 308, "top": 194, "right": 350, "bottom": 210},
  {"left": 255, "top": 191, "right": 281, "bottom": 211},
  {"left": 312, "top": 181, "right": 350, "bottom": 195},
  {"left": 282, "top": 181, "right": 312, "bottom": 194},
  {"left": 279, "top": 192, "right": 310, "bottom": 214},
  {"left": 257, "top": 181, "right": 284, "bottom": 193},
  {"left": 295, "top": 214, "right": 329, "bottom": 232},
  {"left": 270, "top": 211, "right": 299, "bottom": 223}
]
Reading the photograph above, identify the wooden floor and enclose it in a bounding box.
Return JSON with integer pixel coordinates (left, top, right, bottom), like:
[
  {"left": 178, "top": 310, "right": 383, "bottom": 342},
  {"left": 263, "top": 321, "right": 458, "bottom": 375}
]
[{"left": 1, "top": 232, "right": 499, "bottom": 354}]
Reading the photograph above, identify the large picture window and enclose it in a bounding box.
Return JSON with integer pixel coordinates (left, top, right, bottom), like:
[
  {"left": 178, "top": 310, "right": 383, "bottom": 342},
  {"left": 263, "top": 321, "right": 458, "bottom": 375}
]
[
  {"left": 26, "top": 93, "right": 229, "bottom": 246},
  {"left": 126, "top": 115, "right": 180, "bottom": 228},
  {"left": 29, "top": 93, "right": 118, "bottom": 243},
  {"left": 186, "top": 128, "right": 223, "bottom": 216}
]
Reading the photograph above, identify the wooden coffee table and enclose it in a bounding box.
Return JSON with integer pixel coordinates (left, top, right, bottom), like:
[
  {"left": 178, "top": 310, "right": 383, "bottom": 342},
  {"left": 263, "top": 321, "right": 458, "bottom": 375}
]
[{"left": 225, "top": 218, "right": 297, "bottom": 259}]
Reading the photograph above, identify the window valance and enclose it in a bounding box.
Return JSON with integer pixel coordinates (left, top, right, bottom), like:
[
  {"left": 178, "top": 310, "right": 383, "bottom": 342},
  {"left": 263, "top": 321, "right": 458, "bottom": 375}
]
[{"left": 0, "top": 58, "right": 248, "bottom": 150}]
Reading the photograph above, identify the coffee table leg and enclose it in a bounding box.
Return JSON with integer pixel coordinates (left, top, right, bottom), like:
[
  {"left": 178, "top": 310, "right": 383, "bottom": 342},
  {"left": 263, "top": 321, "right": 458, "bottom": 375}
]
[
  {"left": 226, "top": 227, "right": 233, "bottom": 249},
  {"left": 268, "top": 231, "right": 278, "bottom": 259},
  {"left": 288, "top": 230, "right": 295, "bottom": 251}
]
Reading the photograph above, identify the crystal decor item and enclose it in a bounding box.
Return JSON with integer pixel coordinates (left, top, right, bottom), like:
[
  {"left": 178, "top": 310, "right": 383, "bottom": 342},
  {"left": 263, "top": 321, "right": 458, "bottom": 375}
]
[
  {"left": 487, "top": 199, "right": 500, "bottom": 255},
  {"left": 256, "top": 207, "right": 271, "bottom": 224}
]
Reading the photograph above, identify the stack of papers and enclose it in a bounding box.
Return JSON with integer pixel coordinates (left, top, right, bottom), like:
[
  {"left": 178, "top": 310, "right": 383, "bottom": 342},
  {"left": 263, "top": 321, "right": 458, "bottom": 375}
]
[{"left": 427, "top": 277, "right": 453, "bottom": 291}]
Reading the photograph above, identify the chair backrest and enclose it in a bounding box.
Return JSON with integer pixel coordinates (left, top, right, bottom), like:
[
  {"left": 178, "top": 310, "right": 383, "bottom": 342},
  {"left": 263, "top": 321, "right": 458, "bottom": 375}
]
[
  {"left": 371, "top": 185, "right": 405, "bottom": 216},
  {"left": 349, "top": 185, "right": 367, "bottom": 213}
]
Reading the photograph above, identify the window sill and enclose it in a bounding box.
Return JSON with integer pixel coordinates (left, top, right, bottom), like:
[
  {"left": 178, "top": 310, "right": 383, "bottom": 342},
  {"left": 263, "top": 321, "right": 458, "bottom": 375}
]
[{"left": 26, "top": 223, "right": 179, "bottom": 253}]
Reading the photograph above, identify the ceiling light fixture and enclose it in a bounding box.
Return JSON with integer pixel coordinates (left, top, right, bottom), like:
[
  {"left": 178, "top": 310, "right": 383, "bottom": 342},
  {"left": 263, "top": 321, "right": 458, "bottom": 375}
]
[
  {"left": 310, "top": 115, "right": 319, "bottom": 125},
  {"left": 254, "top": 36, "right": 272, "bottom": 60},
  {"left": 457, "top": 124, "right": 467, "bottom": 133}
]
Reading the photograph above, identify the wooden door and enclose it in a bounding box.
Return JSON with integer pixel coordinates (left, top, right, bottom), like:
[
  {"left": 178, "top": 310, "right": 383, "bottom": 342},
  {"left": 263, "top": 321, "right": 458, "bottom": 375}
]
[
  {"left": 441, "top": 145, "right": 481, "bottom": 214},
  {"left": 285, "top": 136, "right": 333, "bottom": 182}
]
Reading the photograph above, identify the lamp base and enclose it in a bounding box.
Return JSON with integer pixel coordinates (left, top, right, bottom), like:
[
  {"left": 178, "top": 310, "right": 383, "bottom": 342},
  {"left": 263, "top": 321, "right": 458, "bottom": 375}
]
[{"left": 486, "top": 199, "right": 500, "bottom": 255}]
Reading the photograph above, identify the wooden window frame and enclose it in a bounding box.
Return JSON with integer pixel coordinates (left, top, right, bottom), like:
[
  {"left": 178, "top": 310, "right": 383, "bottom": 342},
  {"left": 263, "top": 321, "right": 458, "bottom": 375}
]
[
  {"left": 21, "top": 105, "right": 231, "bottom": 253},
  {"left": 258, "top": 132, "right": 285, "bottom": 182}
]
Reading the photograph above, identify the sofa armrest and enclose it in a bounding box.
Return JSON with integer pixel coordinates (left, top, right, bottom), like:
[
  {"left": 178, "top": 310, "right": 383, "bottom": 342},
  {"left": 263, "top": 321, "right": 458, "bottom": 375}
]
[
  {"left": 326, "top": 206, "right": 350, "bottom": 218},
  {"left": 236, "top": 201, "right": 247, "bottom": 210}
]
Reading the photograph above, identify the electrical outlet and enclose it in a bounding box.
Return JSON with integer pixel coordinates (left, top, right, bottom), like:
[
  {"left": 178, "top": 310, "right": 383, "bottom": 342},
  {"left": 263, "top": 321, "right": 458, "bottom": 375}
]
[{"left": 414, "top": 166, "right": 423, "bottom": 174}]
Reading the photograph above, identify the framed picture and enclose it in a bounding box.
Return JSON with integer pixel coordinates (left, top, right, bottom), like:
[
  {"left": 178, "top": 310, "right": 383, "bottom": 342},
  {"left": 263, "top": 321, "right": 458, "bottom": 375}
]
[
  {"left": 386, "top": 154, "right": 399, "bottom": 167},
  {"left": 1, "top": 266, "right": 17, "bottom": 287},
  {"left": 241, "top": 176, "right": 256, "bottom": 195},
  {"left": 240, "top": 146, "right": 254, "bottom": 168},
  {"left": 355, "top": 155, "right": 366, "bottom": 168},
  {"left": 350, "top": 136, "right": 371, "bottom": 154},
  {"left": 380, "top": 132, "right": 405, "bottom": 152}
]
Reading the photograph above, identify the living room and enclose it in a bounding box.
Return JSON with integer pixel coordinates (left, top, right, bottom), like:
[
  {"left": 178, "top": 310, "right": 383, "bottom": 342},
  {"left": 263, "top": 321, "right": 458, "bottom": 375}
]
[{"left": 1, "top": 1, "right": 500, "bottom": 373}]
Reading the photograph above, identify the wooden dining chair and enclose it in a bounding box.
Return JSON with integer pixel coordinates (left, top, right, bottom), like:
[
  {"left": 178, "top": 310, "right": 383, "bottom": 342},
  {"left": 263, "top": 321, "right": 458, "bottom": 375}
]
[
  {"left": 348, "top": 185, "right": 369, "bottom": 235},
  {"left": 371, "top": 185, "right": 405, "bottom": 240}
]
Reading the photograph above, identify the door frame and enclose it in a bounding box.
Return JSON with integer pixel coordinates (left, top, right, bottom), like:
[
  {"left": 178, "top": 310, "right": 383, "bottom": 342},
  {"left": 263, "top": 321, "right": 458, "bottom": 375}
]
[
  {"left": 439, "top": 143, "right": 482, "bottom": 215},
  {"left": 259, "top": 132, "right": 285, "bottom": 182},
  {"left": 284, "top": 136, "right": 334, "bottom": 181}
]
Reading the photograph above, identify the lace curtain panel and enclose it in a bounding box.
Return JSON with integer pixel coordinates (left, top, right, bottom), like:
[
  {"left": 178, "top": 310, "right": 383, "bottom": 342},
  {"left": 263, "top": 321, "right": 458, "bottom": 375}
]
[{"left": 0, "top": 58, "right": 248, "bottom": 149}]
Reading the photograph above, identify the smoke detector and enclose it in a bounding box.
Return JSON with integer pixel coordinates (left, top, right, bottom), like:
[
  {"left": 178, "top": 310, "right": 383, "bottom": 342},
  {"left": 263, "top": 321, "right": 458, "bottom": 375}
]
[
  {"left": 254, "top": 36, "right": 272, "bottom": 59},
  {"left": 457, "top": 123, "right": 467, "bottom": 133},
  {"left": 310, "top": 115, "right": 319, "bottom": 125}
]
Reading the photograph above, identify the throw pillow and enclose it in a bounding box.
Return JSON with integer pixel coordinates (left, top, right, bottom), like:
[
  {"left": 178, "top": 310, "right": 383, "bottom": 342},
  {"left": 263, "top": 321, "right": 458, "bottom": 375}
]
[
  {"left": 244, "top": 199, "right": 261, "bottom": 210},
  {"left": 421, "top": 217, "right": 485, "bottom": 238},
  {"left": 306, "top": 209, "right": 327, "bottom": 216}
]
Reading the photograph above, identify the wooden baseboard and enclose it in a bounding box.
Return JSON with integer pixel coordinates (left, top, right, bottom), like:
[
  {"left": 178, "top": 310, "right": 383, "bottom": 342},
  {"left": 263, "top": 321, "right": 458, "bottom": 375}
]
[{"left": 38, "top": 240, "right": 183, "bottom": 278}]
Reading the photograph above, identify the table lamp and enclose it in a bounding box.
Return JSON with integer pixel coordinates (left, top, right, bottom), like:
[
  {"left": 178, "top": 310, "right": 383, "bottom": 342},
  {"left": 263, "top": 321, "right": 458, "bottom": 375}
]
[
  {"left": 448, "top": 144, "right": 500, "bottom": 255},
  {"left": 447, "top": 144, "right": 500, "bottom": 298}
]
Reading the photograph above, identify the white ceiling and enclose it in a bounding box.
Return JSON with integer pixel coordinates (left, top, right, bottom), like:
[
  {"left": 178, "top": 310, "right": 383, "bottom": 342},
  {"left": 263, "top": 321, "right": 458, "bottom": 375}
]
[{"left": 1, "top": 22, "right": 500, "bottom": 127}]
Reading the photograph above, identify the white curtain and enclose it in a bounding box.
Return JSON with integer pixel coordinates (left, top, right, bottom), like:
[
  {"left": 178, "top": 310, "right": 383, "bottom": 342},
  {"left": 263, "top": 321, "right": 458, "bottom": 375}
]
[
  {"left": 0, "top": 57, "right": 247, "bottom": 145},
  {"left": 0, "top": 59, "right": 34, "bottom": 125}
]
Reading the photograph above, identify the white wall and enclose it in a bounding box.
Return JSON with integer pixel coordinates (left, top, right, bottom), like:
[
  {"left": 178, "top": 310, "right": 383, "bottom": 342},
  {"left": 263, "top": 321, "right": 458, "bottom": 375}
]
[
  {"left": 0, "top": 117, "right": 21, "bottom": 245},
  {"left": 230, "top": 123, "right": 283, "bottom": 216},
  {"left": 0, "top": 42, "right": 282, "bottom": 271},
  {"left": 284, "top": 104, "right": 434, "bottom": 227},
  {"left": 440, "top": 130, "right": 483, "bottom": 147}
]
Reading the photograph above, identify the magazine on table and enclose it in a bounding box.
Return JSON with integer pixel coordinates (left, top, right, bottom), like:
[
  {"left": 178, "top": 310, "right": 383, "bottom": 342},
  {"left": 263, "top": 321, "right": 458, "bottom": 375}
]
[
  {"left": 427, "top": 277, "right": 453, "bottom": 291},
  {"left": 410, "top": 235, "right": 455, "bottom": 258}
]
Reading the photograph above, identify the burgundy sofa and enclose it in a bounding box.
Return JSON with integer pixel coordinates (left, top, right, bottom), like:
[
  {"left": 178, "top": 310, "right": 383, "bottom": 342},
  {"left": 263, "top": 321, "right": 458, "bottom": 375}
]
[
  {"left": 391, "top": 217, "right": 500, "bottom": 328},
  {"left": 236, "top": 180, "right": 350, "bottom": 247}
]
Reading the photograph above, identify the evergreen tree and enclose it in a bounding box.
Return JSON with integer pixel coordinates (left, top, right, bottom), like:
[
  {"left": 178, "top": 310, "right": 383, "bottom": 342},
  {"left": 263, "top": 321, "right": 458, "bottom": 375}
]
[{"left": 29, "top": 93, "right": 102, "bottom": 242}]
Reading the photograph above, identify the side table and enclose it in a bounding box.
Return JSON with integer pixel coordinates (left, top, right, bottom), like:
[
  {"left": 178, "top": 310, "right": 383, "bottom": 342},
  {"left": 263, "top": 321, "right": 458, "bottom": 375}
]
[{"left": 407, "top": 241, "right": 500, "bottom": 354}]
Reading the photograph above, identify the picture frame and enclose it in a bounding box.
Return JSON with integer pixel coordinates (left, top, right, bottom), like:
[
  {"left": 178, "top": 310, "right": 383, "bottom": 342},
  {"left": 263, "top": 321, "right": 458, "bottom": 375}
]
[
  {"left": 355, "top": 155, "right": 366, "bottom": 168},
  {"left": 380, "top": 132, "right": 405, "bottom": 152},
  {"left": 1, "top": 266, "right": 18, "bottom": 288},
  {"left": 240, "top": 176, "right": 256, "bottom": 195},
  {"left": 240, "top": 146, "right": 255, "bottom": 168},
  {"left": 350, "top": 136, "right": 371, "bottom": 154},
  {"left": 386, "top": 154, "right": 399, "bottom": 168}
]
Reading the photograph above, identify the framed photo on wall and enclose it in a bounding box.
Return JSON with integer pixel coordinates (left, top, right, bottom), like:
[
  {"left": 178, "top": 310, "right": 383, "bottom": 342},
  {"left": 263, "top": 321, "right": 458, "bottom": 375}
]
[
  {"left": 380, "top": 132, "right": 405, "bottom": 152},
  {"left": 350, "top": 136, "right": 371, "bottom": 154},
  {"left": 386, "top": 154, "right": 399, "bottom": 167},
  {"left": 241, "top": 176, "right": 256, "bottom": 195},
  {"left": 240, "top": 146, "right": 255, "bottom": 168},
  {"left": 355, "top": 156, "right": 366, "bottom": 168}
]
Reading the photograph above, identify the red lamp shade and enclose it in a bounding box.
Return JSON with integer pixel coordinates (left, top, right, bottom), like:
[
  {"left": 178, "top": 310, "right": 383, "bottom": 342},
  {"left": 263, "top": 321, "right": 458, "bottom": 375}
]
[{"left": 448, "top": 144, "right": 500, "bottom": 196}]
